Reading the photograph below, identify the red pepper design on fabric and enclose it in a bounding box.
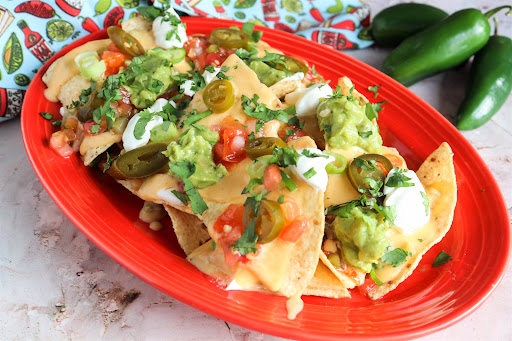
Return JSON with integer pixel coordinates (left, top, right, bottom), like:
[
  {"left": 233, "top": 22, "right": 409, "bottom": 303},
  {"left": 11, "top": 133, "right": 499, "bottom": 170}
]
[
  {"left": 14, "top": 1, "right": 60, "bottom": 19},
  {"left": 309, "top": 4, "right": 324, "bottom": 22},
  {"left": 274, "top": 22, "right": 295, "bottom": 33},
  {"left": 104, "top": 6, "right": 125, "bottom": 28},
  {"left": 79, "top": 16, "right": 100, "bottom": 33},
  {"left": 55, "top": 0, "right": 83, "bottom": 17}
]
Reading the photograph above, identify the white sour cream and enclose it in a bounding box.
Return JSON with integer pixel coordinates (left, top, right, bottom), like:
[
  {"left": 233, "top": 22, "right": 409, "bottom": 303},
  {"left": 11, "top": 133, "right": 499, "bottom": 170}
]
[
  {"left": 285, "top": 83, "right": 333, "bottom": 117},
  {"left": 203, "top": 66, "right": 221, "bottom": 85},
  {"left": 180, "top": 79, "right": 196, "bottom": 97},
  {"left": 290, "top": 148, "right": 334, "bottom": 192},
  {"left": 152, "top": 7, "right": 188, "bottom": 49},
  {"left": 122, "top": 112, "right": 164, "bottom": 151},
  {"left": 383, "top": 169, "right": 430, "bottom": 234},
  {"left": 274, "top": 72, "right": 304, "bottom": 90},
  {"left": 157, "top": 187, "right": 185, "bottom": 206},
  {"left": 225, "top": 280, "right": 243, "bottom": 291},
  {"left": 148, "top": 98, "right": 175, "bottom": 113}
]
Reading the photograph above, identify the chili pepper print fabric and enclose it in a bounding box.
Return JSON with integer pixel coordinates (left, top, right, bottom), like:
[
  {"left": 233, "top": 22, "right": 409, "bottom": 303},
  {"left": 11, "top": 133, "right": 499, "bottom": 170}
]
[
  {"left": 0, "top": 0, "right": 373, "bottom": 122},
  {"left": 171, "top": 0, "right": 373, "bottom": 50},
  {"left": 0, "top": 0, "right": 141, "bottom": 122}
]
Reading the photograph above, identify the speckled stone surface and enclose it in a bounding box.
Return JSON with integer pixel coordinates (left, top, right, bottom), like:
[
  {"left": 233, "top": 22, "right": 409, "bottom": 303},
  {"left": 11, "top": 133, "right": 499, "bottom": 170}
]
[{"left": 1, "top": 1, "right": 510, "bottom": 340}]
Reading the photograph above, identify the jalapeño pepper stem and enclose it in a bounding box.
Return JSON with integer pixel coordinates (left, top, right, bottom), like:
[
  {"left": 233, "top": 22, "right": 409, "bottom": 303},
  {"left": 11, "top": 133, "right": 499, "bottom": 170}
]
[{"left": 484, "top": 5, "right": 512, "bottom": 19}]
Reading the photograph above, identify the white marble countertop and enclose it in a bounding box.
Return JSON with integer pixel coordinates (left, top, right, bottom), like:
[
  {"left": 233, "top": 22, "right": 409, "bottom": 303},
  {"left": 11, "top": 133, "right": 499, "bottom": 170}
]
[{"left": 1, "top": 0, "right": 511, "bottom": 340}]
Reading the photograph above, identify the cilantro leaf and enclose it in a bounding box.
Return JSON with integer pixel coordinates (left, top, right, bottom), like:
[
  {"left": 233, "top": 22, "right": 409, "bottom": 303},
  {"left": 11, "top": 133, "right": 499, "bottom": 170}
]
[
  {"left": 251, "top": 51, "right": 287, "bottom": 68},
  {"left": 233, "top": 218, "right": 259, "bottom": 255},
  {"left": 386, "top": 168, "right": 414, "bottom": 188},
  {"left": 241, "top": 94, "right": 289, "bottom": 123},
  {"left": 382, "top": 248, "right": 411, "bottom": 267},
  {"left": 365, "top": 102, "right": 378, "bottom": 121},
  {"left": 133, "top": 109, "right": 153, "bottom": 140},
  {"left": 301, "top": 149, "right": 328, "bottom": 159},
  {"left": 277, "top": 195, "right": 285, "bottom": 204},
  {"left": 358, "top": 130, "right": 373, "bottom": 138},
  {"left": 171, "top": 190, "right": 189, "bottom": 205},
  {"left": 363, "top": 177, "right": 383, "bottom": 197},
  {"left": 432, "top": 250, "right": 452, "bottom": 267},
  {"left": 51, "top": 120, "right": 61, "bottom": 127},
  {"left": 148, "top": 79, "right": 164, "bottom": 92},
  {"left": 168, "top": 161, "right": 208, "bottom": 214},
  {"left": 137, "top": 6, "right": 165, "bottom": 21},
  {"left": 90, "top": 124, "right": 101, "bottom": 134},
  {"left": 353, "top": 157, "right": 376, "bottom": 171},
  {"left": 372, "top": 101, "right": 388, "bottom": 112},
  {"left": 326, "top": 196, "right": 367, "bottom": 217},
  {"left": 235, "top": 48, "right": 257, "bottom": 59},
  {"left": 181, "top": 109, "right": 212, "bottom": 127},
  {"left": 368, "top": 84, "right": 382, "bottom": 98},
  {"left": 372, "top": 202, "right": 396, "bottom": 223},
  {"left": 40, "top": 112, "right": 53, "bottom": 120},
  {"left": 242, "top": 22, "right": 263, "bottom": 42},
  {"left": 268, "top": 146, "right": 300, "bottom": 167}
]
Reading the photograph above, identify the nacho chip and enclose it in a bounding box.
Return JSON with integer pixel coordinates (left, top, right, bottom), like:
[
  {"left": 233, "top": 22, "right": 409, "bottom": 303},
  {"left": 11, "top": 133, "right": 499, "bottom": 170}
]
[
  {"left": 303, "top": 260, "right": 351, "bottom": 298},
  {"left": 369, "top": 142, "right": 456, "bottom": 299},
  {"left": 164, "top": 205, "right": 210, "bottom": 256},
  {"left": 79, "top": 132, "right": 122, "bottom": 166}
]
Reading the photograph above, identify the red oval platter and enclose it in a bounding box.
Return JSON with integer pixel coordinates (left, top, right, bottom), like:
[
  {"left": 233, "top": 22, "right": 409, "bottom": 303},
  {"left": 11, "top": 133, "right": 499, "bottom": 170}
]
[{"left": 21, "top": 17, "right": 510, "bottom": 340}]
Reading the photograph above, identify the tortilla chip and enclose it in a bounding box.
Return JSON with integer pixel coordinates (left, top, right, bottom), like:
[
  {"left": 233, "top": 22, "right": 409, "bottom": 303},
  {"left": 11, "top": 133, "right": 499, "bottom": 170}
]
[
  {"left": 58, "top": 75, "right": 91, "bottom": 108},
  {"left": 79, "top": 132, "right": 122, "bottom": 166},
  {"left": 304, "top": 260, "right": 351, "bottom": 298},
  {"left": 318, "top": 253, "right": 362, "bottom": 289},
  {"left": 337, "top": 76, "right": 369, "bottom": 106},
  {"left": 164, "top": 205, "right": 210, "bottom": 256},
  {"left": 270, "top": 77, "right": 302, "bottom": 99},
  {"left": 368, "top": 142, "right": 457, "bottom": 299},
  {"left": 121, "top": 16, "right": 152, "bottom": 32}
]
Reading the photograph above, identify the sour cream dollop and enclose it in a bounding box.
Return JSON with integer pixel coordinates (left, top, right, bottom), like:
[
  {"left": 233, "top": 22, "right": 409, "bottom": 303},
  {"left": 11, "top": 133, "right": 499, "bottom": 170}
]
[
  {"left": 290, "top": 148, "right": 334, "bottom": 192},
  {"left": 152, "top": 7, "right": 187, "bottom": 49},
  {"left": 122, "top": 99, "right": 176, "bottom": 151},
  {"left": 383, "top": 169, "right": 430, "bottom": 234},
  {"left": 203, "top": 66, "right": 221, "bottom": 85},
  {"left": 285, "top": 83, "right": 333, "bottom": 117},
  {"left": 180, "top": 79, "right": 196, "bottom": 97}
]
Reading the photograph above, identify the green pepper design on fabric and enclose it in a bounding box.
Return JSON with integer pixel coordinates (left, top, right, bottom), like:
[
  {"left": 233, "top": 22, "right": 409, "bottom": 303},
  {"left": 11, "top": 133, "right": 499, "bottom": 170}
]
[
  {"left": 172, "top": 0, "right": 373, "bottom": 50},
  {"left": 0, "top": 0, "right": 143, "bottom": 121}
]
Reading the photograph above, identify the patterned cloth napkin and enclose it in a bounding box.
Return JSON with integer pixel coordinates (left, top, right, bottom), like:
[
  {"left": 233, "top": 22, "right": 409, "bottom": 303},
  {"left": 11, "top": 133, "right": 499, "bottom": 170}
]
[{"left": 0, "top": 0, "right": 372, "bottom": 122}]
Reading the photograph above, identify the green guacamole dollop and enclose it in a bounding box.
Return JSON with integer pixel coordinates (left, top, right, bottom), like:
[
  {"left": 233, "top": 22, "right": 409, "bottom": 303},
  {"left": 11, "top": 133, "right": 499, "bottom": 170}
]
[
  {"left": 164, "top": 127, "right": 227, "bottom": 188},
  {"left": 317, "top": 96, "right": 383, "bottom": 152},
  {"left": 248, "top": 60, "right": 288, "bottom": 87},
  {"left": 123, "top": 48, "right": 177, "bottom": 109},
  {"left": 334, "top": 206, "right": 391, "bottom": 273}
]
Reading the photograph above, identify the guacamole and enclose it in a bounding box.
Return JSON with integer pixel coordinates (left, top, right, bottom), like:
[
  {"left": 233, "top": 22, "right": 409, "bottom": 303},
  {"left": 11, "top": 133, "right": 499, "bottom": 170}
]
[
  {"left": 123, "top": 48, "right": 177, "bottom": 109},
  {"left": 334, "top": 206, "right": 391, "bottom": 273},
  {"left": 317, "top": 96, "right": 383, "bottom": 152},
  {"left": 248, "top": 60, "right": 288, "bottom": 87},
  {"left": 164, "top": 126, "right": 227, "bottom": 188}
]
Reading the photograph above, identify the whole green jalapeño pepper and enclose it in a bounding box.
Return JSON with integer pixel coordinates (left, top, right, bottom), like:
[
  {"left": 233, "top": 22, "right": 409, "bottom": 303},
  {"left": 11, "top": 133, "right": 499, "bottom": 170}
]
[
  {"left": 456, "top": 28, "right": 512, "bottom": 130},
  {"left": 381, "top": 6, "right": 511, "bottom": 86},
  {"left": 371, "top": 3, "right": 448, "bottom": 47}
]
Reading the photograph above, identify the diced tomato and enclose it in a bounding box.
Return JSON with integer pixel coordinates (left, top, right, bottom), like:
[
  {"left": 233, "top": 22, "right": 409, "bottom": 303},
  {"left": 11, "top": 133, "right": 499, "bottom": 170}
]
[
  {"left": 358, "top": 275, "right": 378, "bottom": 296},
  {"left": 184, "top": 35, "right": 235, "bottom": 71},
  {"left": 49, "top": 131, "right": 74, "bottom": 157},
  {"left": 279, "top": 124, "right": 307, "bottom": 143},
  {"left": 83, "top": 120, "right": 106, "bottom": 135},
  {"left": 213, "top": 118, "right": 248, "bottom": 166},
  {"left": 263, "top": 164, "right": 282, "bottom": 191},
  {"left": 383, "top": 153, "right": 403, "bottom": 168},
  {"left": 280, "top": 199, "right": 301, "bottom": 226},
  {"left": 213, "top": 204, "right": 248, "bottom": 266},
  {"left": 101, "top": 50, "right": 126, "bottom": 77},
  {"left": 206, "top": 52, "right": 222, "bottom": 66},
  {"left": 279, "top": 218, "right": 308, "bottom": 243}
]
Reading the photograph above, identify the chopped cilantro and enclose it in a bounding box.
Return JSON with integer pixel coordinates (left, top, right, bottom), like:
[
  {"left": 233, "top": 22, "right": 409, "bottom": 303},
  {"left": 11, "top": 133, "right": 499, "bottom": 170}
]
[
  {"left": 358, "top": 130, "right": 373, "bottom": 138},
  {"left": 235, "top": 48, "right": 257, "bottom": 59},
  {"left": 365, "top": 102, "right": 378, "bottom": 121},
  {"left": 51, "top": 120, "right": 61, "bottom": 127},
  {"left": 181, "top": 109, "right": 212, "bottom": 127},
  {"left": 381, "top": 248, "right": 411, "bottom": 267},
  {"left": 363, "top": 177, "right": 383, "bottom": 197},
  {"left": 168, "top": 160, "right": 208, "bottom": 214},
  {"left": 101, "top": 152, "right": 114, "bottom": 175},
  {"left": 148, "top": 79, "right": 164, "bottom": 92},
  {"left": 311, "top": 64, "right": 318, "bottom": 76},
  {"left": 326, "top": 196, "right": 367, "bottom": 218},
  {"left": 372, "top": 101, "right": 388, "bottom": 112},
  {"left": 277, "top": 195, "right": 285, "bottom": 204},
  {"left": 418, "top": 239, "right": 423, "bottom": 242},
  {"left": 303, "top": 167, "right": 316, "bottom": 179},
  {"left": 211, "top": 240, "right": 216, "bottom": 251},
  {"left": 432, "top": 250, "right": 452, "bottom": 267},
  {"left": 241, "top": 94, "right": 289, "bottom": 123},
  {"left": 90, "top": 124, "right": 101, "bottom": 134},
  {"left": 301, "top": 149, "right": 328, "bottom": 159},
  {"left": 40, "top": 112, "right": 53, "bottom": 120},
  {"left": 251, "top": 51, "right": 287, "bottom": 68},
  {"left": 171, "top": 190, "right": 189, "bottom": 205},
  {"left": 372, "top": 202, "right": 396, "bottom": 223},
  {"left": 386, "top": 168, "right": 414, "bottom": 188},
  {"left": 368, "top": 84, "right": 382, "bottom": 98},
  {"left": 133, "top": 109, "right": 153, "bottom": 140},
  {"left": 268, "top": 146, "right": 300, "bottom": 168},
  {"left": 78, "top": 80, "right": 96, "bottom": 104},
  {"left": 353, "top": 157, "right": 376, "bottom": 171},
  {"left": 137, "top": 6, "right": 165, "bottom": 21},
  {"left": 242, "top": 22, "right": 263, "bottom": 42}
]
